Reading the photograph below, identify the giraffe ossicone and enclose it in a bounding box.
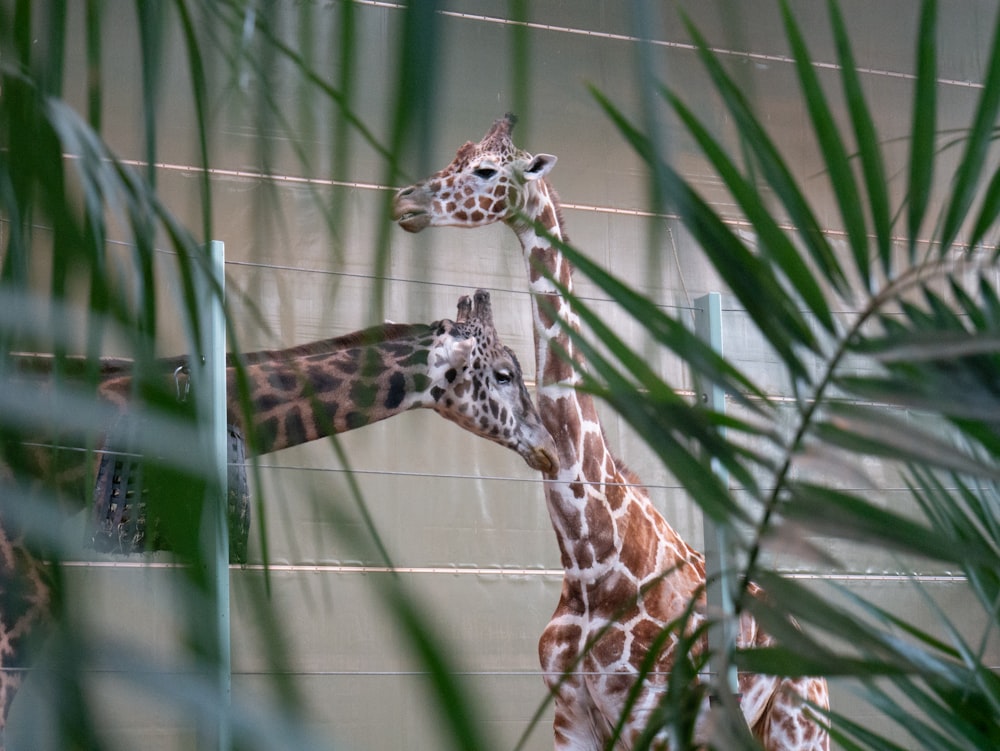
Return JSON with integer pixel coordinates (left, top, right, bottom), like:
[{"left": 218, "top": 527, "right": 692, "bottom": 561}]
[
  {"left": 0, "top": 288, "right": 555, "bottom": 748},
  {"left": 394, "top": 117, "right": 830, "bottom": 751}
]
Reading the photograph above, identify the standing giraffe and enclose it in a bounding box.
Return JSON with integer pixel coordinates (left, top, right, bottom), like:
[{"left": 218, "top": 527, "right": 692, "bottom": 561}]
[
  {"left": 0, "top": 289, "right": 557, "bottom": 747},
  {"left": 393, "top": 116, "right": 829, "bottom": 750}
]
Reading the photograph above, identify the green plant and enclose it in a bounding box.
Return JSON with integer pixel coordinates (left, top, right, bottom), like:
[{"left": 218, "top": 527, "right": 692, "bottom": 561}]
[
  {"left": 575, "top": 0, "right": 1000, "bottom": 747},
  {"left": 0, "top": 1, "right": 484, "bottom": 749},
  {"left": 4, "top": 0, "right": 999, "bottom": 749}
]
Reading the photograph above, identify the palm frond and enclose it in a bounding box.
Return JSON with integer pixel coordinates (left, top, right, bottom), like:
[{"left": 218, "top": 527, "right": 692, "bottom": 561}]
[{"left": 587, "top": 1, "right": 1000, "bottom": 747}]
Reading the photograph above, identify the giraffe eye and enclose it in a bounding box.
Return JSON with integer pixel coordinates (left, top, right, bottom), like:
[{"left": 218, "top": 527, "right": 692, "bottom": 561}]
[
  {"left": 494, "top": 368, "right": 512, "bottom": 384},
  {"left": 473, "top": 167, "right": 497, "bottom": 179}
]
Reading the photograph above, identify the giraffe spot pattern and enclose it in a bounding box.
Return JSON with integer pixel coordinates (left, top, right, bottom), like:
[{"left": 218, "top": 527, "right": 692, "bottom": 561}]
[
  {"left": 400, "top": 347, "right": 430, "bottom": 367},
  {"left": 267, "top": 369, "right": 299, "bottom": 391},
  {"left": 283, "top": 409, "right": 307, "bottom": 447},
  {"left": 538, "top": 203, "right": 557, "bottom": 228},
  {"left": 584, "top": 501, "right": 614, "bottom": 562},
  {"left": 336, "top": 359, "right": 358, "bottom": 375},
  {"left": 255, "top": 416, "right": 280, "bottom": 452},
  {"left": 410, "top": 373, "right": 431, "bottom": 392},
  {"left": 344, "top": 411, "right": 368, "bottom": 430},
  {"left": 385, "top": 371, "right": 407, "bottom": 409},
  {"left": 255, "top": 393, "right": 282, "bottom": 412},
  {"left": 349, "top": 380, "right": 379, "bottom": 410},
  {"left": 306, "top": 364, "right": 341, "bottom": 393},
  {"left": 591, "top": 627, "right": 626, "bottom": 668}
]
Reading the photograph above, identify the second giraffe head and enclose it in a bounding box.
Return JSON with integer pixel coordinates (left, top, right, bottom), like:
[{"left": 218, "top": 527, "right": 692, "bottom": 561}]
[{"left": 431, "top": 289, "right": 558, "bottom": 474}]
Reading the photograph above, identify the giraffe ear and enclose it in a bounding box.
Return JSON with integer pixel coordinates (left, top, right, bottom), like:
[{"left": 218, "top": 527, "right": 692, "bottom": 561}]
[
  {"left": 447, "top": 336, "right": 476, "bottom": 369},
  {"left": 523, "top": 153, "right": 557, "bottom": 181}
]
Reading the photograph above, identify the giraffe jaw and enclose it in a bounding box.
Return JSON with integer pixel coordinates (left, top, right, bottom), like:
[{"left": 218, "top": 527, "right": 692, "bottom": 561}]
[
  {"left": 395, "top": 210, "right": 430, "bottom": 233},
  {"left": 526, "top": 444, "right": 559, "bottom": 475}
]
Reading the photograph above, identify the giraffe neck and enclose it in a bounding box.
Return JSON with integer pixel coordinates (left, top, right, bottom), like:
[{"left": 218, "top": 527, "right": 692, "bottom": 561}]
[
  {"left": 506, "top": 179, "right": 630, "bottom": 578},
  {"left": 508, "top": 180, "right": 713, "bottom": 741},
  {"left": 230, "top": 323, "right": 439, "bottom": 454},
  {"left": 5, "top": 326, "right": 436, "bottom": 504},
  {"left": 508, "top": 178, "right": 584, "bottom": 392}
]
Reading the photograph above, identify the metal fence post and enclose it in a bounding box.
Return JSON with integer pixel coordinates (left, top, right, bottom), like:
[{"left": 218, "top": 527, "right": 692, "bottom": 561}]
[
  {"left": 693, "top": 292, "right": 739, "bottom": 698},
  {"left": 194, "top": 240, "right": 231, "bottom": 750}
]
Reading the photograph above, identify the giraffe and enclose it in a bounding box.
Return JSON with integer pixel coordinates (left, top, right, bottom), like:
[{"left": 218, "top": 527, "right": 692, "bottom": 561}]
[
  {"left": 393, "top": 115, "right": 829, "bottom": 750},
  {"left": 0, "top": 288, "right": 557, "bottom": 748}
]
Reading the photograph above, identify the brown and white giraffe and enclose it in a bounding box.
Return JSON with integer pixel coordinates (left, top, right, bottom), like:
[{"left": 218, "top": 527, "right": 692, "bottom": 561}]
[
  {"left": 394, "top": 116, "right": 829, "bottom": 750},
  {"left": 0, "top": 289, "right": 557, "bottom": 747}
]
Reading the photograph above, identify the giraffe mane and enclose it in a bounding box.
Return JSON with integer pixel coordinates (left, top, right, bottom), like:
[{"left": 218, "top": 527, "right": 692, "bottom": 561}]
[
  {"left": 237, "top": 322, "right": 434, "bottom": 363},
  {"left": 6, "top": 323, "right": 440, "bottom": 377},
  {"left": 544, "top": 179, "right": 571, "bottom": 247},
  {"left": 7, "top": 352, "right": 136, "bottom": 377}
]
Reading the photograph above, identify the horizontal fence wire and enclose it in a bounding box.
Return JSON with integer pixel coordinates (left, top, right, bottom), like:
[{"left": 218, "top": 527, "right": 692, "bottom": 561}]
[
  {"left": 13, "top": 439, "right": 954, "bottom": 496},
  {"left": 361, "top": 0, "right": 985, "bottom": 90},
  {"left": 59, "top": 560, "right": 968, "bottom": 584}
]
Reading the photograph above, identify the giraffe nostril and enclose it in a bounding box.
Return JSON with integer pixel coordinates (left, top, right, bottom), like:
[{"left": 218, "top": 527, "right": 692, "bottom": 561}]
[{"left": 397, "top": 186, "right": 414, "bottom": 198}]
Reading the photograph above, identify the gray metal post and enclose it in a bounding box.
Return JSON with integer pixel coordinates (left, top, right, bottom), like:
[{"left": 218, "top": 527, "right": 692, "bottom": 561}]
[
  {"left": 194, "top": 240, "right": 231, "bottom": 749},
  {"left": 693, "top": 292, "right": 739, "bottom": 697}
]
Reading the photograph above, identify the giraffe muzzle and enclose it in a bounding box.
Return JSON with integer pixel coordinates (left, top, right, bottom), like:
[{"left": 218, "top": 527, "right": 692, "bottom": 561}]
[
  {"left": 392, "top": 187, "right": 431, "bottom": 232},
  {"left": 395, "top": 209, "right": 430, "bottom": 233},
  {"left": 525, "top": 442, "right": 559, "bottom": 475}
]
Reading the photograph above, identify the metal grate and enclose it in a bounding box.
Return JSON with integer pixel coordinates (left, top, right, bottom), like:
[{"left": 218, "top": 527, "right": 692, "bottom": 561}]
[{"left": 91, "top": 420, "right": 250, "bottom": 564}]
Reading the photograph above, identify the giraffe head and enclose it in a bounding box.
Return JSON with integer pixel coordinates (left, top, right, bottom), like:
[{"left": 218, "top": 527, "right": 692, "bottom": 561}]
[
  {"left": 393, "top": 113, "right": 557, "bottom": 233},
  {"left": 431, "top": 289, "right": 558, "bottom": 474}
]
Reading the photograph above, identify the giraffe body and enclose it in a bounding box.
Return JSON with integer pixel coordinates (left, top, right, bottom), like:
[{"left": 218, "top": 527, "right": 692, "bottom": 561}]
[
  {"left": 394, "top": 116, "right": 829, "bottom": 750},
  {"left": 0, "top": 290, "right": 556, "bottom": 747}
]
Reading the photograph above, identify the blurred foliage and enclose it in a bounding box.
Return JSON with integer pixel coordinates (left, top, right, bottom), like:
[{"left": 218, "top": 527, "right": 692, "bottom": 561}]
[
  {"left": 0, "top": 1, "right": 486, "bottom": 749},
  {"left": 2, "top": 0, "right": 1000, "bottom": 750},
  {"left": 580, "top": 0, "right": 1000, "bottom": 747}
]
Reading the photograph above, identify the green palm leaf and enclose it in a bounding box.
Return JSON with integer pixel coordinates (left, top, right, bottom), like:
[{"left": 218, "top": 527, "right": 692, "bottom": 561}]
[
  {"left": 662, "top": 86, "right": 837, "bottom": 334},
  {"left": 938, "top": 4, "right": 1000, "bottom": 254},
  {"left": 678, "top": 11, "right": 850, "bottom": 298},
  {"left": 780, "top": 0, "right": 871, "bottom": 289},
  {"left": 587, "top": 1, "right": 1000, "bottom": 748},
  {"left": 906, "top": 0, "right": 938, "bottom": 256},
  {"left": 827, "top": 0, "right": 894, "bottom": 277}
]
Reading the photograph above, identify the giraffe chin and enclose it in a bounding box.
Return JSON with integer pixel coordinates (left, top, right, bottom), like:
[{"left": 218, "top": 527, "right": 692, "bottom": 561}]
[
  {"left": 526, "top": 445, "right": 559, "bottom": 475},
  {"left": 396, "top": 212, "right": 430, "bottom": 233}
]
